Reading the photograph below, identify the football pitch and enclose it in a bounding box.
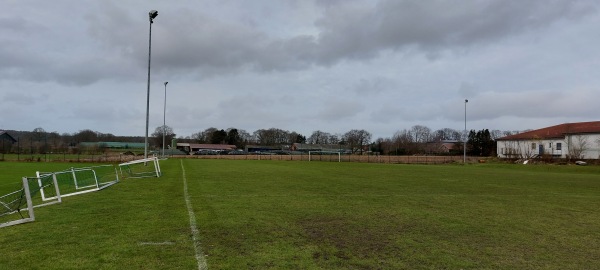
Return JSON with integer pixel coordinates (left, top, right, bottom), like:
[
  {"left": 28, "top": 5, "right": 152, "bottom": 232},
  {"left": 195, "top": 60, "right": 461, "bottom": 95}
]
[{"left": 1, "top": 159, "right": 599, "bottom": 269}]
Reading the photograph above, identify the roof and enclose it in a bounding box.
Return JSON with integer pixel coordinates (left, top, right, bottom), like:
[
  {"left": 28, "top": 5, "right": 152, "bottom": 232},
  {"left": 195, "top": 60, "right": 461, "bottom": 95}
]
[
  {"left": 0, "top": 131, "right": 17, "bottom": 143},
  {"left": 80, "top": 142, "right": 146, "bottom": 148},
  {"left": 291, "top": 143, "right": 348, "bottom": 151},
  {"left": 497, "top": 121, "right": 600, "bottom": 141},
  {"left": 177, "top": 143, "right": 237, "bottom": 150}
]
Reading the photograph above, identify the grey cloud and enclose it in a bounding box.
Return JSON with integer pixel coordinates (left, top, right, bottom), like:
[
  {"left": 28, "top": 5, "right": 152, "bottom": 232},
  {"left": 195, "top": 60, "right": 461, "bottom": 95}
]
[
  {"left": 178, "top": 0, "right": 595, "bottom": 74},
  {"left": 6, "top": 0, "right": 594, "bottom": 86},
  {"left": 312, "top": 0, "right": 595, "bottom": 60},
  {"left": 371, "top": 102, "right": 444, "bottom": 124},
  {"left": 316, "top": 100, "right": 365, "bottom": 121},
  {"left": 0, "top": 3, "right": 139, "bottom": 86},
  {"left": 432, "top": 88, "right": 600, "bottom": 125},
  {"left": 3, "top": 91, "right": 46, "bottom": 106},
  {"left": 352, "top": 77, "right": 394, "bottom": 96},
  {"left": 467, "top": 90, "right": 600, "bottom": 121}
]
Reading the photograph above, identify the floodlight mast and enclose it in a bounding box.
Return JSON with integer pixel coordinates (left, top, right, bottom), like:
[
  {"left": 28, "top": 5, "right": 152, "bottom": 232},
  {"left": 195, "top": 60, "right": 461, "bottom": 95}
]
[
  {"left": 162, "top": 81, "right": 168, "bottom": 157},
  {"left": 145, "top": 10, "right": 158, "bottom": 160},
  {"left": 464, "top": 99, "right": 468, "bottom": 164},
  {"left": 149, "top": 10, "right": 158, "bottom": 22}
]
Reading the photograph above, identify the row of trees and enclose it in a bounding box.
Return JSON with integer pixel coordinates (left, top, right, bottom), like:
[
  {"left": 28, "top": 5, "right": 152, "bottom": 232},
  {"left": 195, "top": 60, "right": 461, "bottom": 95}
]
[
  {"left": 188, "top": 126, "right": 501, "bottom": 156},
  {"left": 189, "top": 127, "right": 373, "bottom": 154},
  {"left": 2, "top": 125, "right": 520, "bottom": 156},
  {"left": 369, "top": 126, "right": 506, "bottom": 156},
  {"left": 2, "top": 128, "right": 150, "bottom": 155}
]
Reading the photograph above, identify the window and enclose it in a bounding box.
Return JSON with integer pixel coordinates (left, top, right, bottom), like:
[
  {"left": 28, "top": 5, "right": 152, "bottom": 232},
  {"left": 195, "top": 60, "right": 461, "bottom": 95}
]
[
  {"left": 549, "top": 142, "right": 552, "bottom": 148},
  {"left": 531, "top": 143, "right": 536, "bottom": 150},
  {"left": 556, "top": 143, "right": 562, "bottom": 150}
]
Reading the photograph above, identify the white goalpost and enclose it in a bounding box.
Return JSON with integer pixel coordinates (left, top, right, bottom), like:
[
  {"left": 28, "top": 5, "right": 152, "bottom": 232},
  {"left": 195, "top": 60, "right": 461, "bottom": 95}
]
[
  {"left": 308, "top": 151, "right": 342, "bottom": 162},
  {"left": 36, "top": 165, "right": 119, "bottom": 200},
  {"left": 1, "top": 164, "right": 121, "bottom": 228},
  {"left": 0, "top": 175, "right": 62, "bottom": 228},
  {"left": 118, "top": 156, "right": 161, "bottom": 178}
]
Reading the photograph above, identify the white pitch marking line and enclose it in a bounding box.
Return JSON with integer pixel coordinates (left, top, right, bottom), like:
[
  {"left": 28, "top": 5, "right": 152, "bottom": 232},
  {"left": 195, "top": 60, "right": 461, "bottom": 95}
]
[
  {"left": 138, "top": 241, "right": 175, "bottom": 246},
  {"left": 181, "top": 160, "right": 208, "bottom": 270}
]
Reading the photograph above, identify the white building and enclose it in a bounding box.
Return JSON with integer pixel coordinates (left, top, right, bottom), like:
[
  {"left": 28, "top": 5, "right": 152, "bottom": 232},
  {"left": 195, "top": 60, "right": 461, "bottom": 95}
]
[{"left": 496, "top": 121, "right": 600, "bottom": 160}]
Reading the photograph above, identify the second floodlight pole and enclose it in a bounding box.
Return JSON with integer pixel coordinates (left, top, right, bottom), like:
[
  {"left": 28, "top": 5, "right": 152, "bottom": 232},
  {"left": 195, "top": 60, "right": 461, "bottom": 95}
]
[
  {"left": 162, "top": 81, "right": 168, "bottom": 157},
  {"left": 464, "top": 99, "right": 468, "bottom": 164}
]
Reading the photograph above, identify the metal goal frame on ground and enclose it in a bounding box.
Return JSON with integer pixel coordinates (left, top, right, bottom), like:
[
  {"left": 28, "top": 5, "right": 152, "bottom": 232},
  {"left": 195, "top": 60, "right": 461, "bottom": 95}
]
[
  {"left": 118, "top": 156, "right": 162, "bottom": 178},
  {"left": 1, "top": 164, "right": 120, "bottom": 228}
]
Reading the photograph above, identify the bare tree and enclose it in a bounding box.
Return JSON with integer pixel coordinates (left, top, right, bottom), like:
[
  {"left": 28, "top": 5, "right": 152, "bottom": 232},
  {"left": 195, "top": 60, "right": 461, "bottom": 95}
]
[
  {"left": 329, "top": 134, "right": 341, "bottom": 145},
  {"left": 192, "top": 127, "right": 218, "bottom": 143},
  {"left": 498, "top": 140, "right": 522, "bottom": 159},
  {"left": 520, "top": 140, "right": 537, "bottom": 159},
  {"left": 237, "top": 129, "right": 253, "bottom": 145},
  {"left": 152, "top": 125, "right": 176, "bottom": 149},
  {"left": 376, "top": 137, "right": 395, "bottom": 155},
  {"left": 253, "top": 128, "right": 291, "bottom": 145},
  {"left": 343, "top": 129, "right": 372, "bottom": 154},
  {"left": 432, "top": 128, "right": 461, "bottom": 141},
  {"left": 308, "top": 130, "right": 331, "bottom": 144},
  {"left": 73, "top": 129, "right": 98, "bottom": 143},
  {"left": 567, "top": 134, "right": 589, "bottom": 160},
  {"left": 392, "top": 129, "right": 415, "bottom": 154},
  {"left": 411, "top": 125, "right": 431, "bottom": 143},
  {"left": 490, "top": 130, "right": 503, "bottom": 140},
  {"left": 288, "top": 131, "right": 306, "bottom": 144}
]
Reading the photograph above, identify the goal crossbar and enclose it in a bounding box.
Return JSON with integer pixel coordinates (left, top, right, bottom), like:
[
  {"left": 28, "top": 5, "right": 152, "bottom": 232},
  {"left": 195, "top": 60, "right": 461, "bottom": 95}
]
[
  {"left": 0, "top": 175, "right": 62, "bottom": 228},
  {"left": 36, "top": 165, "right": 119, "bottom": 200},
  {"left": 119, "top": 157, "right": 162, "bottom": 178},
  {"left": 1, "top": 164, "right": 119, "bottom": 229},
  {"left": 308, "top": 151, "right": 342, "bottom": 162}
]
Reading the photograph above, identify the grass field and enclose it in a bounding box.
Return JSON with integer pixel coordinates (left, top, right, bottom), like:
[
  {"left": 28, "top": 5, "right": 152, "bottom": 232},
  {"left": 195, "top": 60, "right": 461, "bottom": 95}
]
[{"left": 1, "top": 159, "right": 599, "bottom": 269}]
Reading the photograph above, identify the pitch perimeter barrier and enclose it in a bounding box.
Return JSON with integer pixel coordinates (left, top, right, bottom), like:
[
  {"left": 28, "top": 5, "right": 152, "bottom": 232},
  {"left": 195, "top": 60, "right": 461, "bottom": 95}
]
[{"left": 184, "top": 154, "right": 468, "bottom": 164}]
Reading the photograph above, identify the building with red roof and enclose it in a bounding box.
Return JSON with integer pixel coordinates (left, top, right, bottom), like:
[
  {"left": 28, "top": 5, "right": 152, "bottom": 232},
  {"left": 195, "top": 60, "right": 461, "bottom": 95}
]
[{"left": 496, "top": 121, "right": 600, "bottom": 159}]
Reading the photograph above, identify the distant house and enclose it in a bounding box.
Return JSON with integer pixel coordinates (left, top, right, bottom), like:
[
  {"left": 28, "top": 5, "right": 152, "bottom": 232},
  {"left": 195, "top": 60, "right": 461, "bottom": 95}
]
[
  {"left": 0, "top": 131, "right": 17, "bottom": 153},
  {"left": 0, "top": 131, "right": 17, "bottom": 144},
  {"left": 496, "top": 121, "right": 600, "bottom": 159},
  {"left": 424, "top": 140, "right": 460, "bottom": 154}
]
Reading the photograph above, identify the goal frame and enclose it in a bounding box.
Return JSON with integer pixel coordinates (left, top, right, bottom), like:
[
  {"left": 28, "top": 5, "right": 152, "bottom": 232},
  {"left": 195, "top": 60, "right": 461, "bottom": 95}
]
[
  {"left": 36, "top": 165, "right": 119, "bottom": 200},
  {"left": 308, "top": 151, "right": 342, "bottom": 162},
  {"left": 118, "top": 156, "right": 162, "bottom": 178},
  {"left": 0, "top": 175, "right": 62, "bottom": 228}
]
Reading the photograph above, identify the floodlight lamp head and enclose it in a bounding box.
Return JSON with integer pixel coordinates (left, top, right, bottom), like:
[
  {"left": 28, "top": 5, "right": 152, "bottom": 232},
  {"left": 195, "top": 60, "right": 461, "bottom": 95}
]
[
  {"left": 164, "top": 81, "right": 168, "bottom": 86},
  {"left": 465, "top": 99, "right": 468, "bottom": 103},
  {"left": 149, "top": 10, "right": 158, "bottom": 23}
]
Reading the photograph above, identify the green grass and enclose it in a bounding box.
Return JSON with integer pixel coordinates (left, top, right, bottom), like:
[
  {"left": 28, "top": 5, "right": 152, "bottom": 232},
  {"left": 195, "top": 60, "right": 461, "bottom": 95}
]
[{"left": 1, "top": 160, "right": 599, "bottom": 269}]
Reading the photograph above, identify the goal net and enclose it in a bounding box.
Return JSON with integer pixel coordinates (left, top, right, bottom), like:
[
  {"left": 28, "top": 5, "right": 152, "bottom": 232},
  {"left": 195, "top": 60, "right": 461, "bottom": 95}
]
[
  {"left": 1, "top": 175, "right": 61, "bottom": 228},
  {"left": 36, "top": 165, "right": 119, "bottom": 200},
  {"left": 1, "top": 164, "right": 119, "bottom": 228},
  {"left": 119, "top": 157, "right": 162, "bottom": 178},
  {"left": 308, "top": 151, "right": 342, "bottom": 162}
]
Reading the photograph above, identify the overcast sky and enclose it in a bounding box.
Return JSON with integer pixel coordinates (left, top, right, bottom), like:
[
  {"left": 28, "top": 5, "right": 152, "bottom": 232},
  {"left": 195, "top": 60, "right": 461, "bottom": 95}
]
[{"left": 2, "top": 0, "right": 599, "bottom": 139}]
